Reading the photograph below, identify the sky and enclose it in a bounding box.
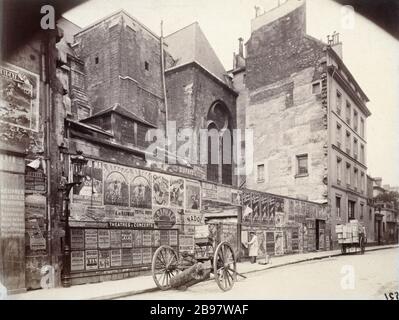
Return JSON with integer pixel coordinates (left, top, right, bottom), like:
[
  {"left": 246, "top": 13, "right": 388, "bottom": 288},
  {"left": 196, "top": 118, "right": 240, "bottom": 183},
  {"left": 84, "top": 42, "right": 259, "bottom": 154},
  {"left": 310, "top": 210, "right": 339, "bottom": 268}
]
[{"left": 63, "top": 0, "right": 399, "bottom": 186}]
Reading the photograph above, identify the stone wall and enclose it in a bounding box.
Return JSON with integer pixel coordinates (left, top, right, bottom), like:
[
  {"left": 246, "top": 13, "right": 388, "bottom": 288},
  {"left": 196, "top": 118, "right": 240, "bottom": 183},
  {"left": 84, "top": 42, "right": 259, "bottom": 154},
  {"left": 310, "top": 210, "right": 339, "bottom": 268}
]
[
  {"left": 74, "top": 12, "right": 172, "bottom": 128},
  {"left": 243, "top": 3, "right": 328, "bottom": 202},
  {"left": 165, "top": 64, "right": 237, "bottom": 185}
]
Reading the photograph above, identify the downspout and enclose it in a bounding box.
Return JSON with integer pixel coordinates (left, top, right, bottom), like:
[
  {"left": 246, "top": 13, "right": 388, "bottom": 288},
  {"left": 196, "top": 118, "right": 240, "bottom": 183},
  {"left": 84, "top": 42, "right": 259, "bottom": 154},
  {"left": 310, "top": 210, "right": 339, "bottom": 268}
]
[
  {"left": 43, "top": 33, "right": 52, "bottom": 264},
  {"left": 327, "top": 49, "right": 337, "bottom": 248},
  {"left": 160, "top": 21, "right": 169, "bottom": 145}
]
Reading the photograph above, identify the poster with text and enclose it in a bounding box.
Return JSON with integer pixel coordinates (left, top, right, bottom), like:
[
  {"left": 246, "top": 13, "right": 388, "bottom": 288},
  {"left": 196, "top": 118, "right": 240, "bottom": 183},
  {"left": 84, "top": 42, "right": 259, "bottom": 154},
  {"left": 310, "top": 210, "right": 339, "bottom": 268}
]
[
  {"left": 133, "top": 229, "right": 142, "bottom": 246},
  {"left": 142, "top": 230, "right": 152, "bottom": 246},
  {"left": 122, "top": 248, "right": 133, "bottom": 266},
  {"left": 71, "top": 229, "right": 85, "bottom": 250},
  {"left": 110, "top": 249, "right": 122, "bottom": 267},
  {"left": 132, "top": 248, "right": 142, "bottom": 265},
  {"left": 130, "top": 169, "right": 152, "bottom": 209},
  {"left": 0, "top": 63, "right": 39, "bottom": 131},
  {"left": 121, "top": 230, "right": 133, "bottom": 248},
  {"left": 110, "top": 230, "right": 121, "bottom": 248},
  {"left": 98, "top": 229, "right": 111, "bottom": 249},
  {"left": 85, "top": 229, "right": 98, "bottom": 249},
  {"left": 85, "top": 250, "right": 98, "bottom": 270},
  {"left": 99, "top": 250, "right": 111, "bottom": 269},
  {"left": 142, "top": 248, "right": 152, "bottom": 264},
  {"left": 71, "top": 251, "right": 85, "bottom": 271}
]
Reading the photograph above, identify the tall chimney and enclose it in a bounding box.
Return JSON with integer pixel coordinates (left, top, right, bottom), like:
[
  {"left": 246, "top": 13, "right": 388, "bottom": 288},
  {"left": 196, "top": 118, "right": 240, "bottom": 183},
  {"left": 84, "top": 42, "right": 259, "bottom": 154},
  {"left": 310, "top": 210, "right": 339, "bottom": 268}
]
[
  {"left": 328, "top": 31, "right": 343, "bottom": 60},
  {"left": 238, "top": 37, "right": 244, "bottom": 57}
]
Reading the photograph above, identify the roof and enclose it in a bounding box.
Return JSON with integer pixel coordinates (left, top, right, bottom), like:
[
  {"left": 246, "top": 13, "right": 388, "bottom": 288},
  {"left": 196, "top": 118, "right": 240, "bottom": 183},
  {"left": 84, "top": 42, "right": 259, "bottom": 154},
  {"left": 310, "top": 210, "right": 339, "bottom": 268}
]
[
  {"left": 165, "top": 22, "right": 227, "bottom": 83},
  {"left": 73, "top": 10, "right": 160, "bottom": 41},
  {"left": 81, "top": 104, "right": 157, "bottom": 128}
]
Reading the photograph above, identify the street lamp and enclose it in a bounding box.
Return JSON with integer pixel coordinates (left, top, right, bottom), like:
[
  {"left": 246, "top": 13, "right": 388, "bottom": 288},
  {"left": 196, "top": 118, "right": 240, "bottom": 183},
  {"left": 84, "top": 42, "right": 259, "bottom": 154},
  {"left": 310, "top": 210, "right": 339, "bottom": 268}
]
[{"left": 59, "top": 151, "right": 87, "bottom": 287}]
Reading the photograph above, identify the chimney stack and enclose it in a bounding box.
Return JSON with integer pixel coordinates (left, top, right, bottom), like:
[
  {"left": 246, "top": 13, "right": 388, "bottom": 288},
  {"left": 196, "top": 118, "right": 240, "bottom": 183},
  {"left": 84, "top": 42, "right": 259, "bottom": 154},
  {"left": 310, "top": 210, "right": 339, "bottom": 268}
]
[
  {"left": 327, "top": 31, "right": 343, "bottom": 60},
  {"left": 238, "top": 37, "right": 244, "bottom": 57}
]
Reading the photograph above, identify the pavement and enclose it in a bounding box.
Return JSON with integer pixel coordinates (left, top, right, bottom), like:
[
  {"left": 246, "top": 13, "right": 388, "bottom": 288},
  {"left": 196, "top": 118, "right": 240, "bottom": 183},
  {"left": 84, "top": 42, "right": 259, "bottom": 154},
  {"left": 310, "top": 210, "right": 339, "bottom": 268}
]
[{"left": 8, "top": 244, "right": 398, "bottom": 300}]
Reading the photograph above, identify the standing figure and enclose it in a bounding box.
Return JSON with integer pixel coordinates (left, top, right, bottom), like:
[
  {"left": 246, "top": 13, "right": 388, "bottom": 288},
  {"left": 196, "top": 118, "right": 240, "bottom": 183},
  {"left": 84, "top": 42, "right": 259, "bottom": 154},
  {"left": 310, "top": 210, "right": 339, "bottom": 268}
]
[{"left": 248, "top": 231, "right": 259, "bottom": 264}]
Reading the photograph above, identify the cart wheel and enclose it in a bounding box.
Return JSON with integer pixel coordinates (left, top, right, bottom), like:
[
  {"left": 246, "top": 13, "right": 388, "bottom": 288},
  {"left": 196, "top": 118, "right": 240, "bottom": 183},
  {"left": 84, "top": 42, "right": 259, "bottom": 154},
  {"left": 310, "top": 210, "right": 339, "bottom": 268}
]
[
  {"left": 341, "top": 245, "right": 346, "bottom": 254},
  {"left": 152, "top": 245, "right": 179, "bottom": 290},
  {"left": 213, "top": 241, "right": 237, "bottom": 292},
  {"left": 359, "top": 236, "right": 365, "bottom": 255}
]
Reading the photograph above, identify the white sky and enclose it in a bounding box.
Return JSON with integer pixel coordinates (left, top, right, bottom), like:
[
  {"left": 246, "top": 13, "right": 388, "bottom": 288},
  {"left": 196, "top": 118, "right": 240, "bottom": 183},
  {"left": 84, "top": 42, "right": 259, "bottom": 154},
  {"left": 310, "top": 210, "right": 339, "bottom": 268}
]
[{"left": 64, "top": 0, "right": 399, "bottom": 186}]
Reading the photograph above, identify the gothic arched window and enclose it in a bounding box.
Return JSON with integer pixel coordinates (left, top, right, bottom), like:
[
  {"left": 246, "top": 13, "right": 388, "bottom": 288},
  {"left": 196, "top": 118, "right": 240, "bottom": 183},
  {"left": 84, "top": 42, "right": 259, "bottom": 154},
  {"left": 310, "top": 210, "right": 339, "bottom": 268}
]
[{"left": 206, "top": 101, "right": 232, "bottom": 185}]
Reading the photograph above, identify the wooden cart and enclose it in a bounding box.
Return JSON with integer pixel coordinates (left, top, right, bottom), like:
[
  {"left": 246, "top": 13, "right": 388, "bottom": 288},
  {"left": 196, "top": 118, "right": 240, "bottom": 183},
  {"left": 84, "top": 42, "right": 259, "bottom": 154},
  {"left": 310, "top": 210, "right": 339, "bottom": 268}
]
[
  {"left": 151, "top": 226, "right": 237, "bottom": 291},
  {"left": 336, "top": 221, "right": 366, "bottom": 255}
]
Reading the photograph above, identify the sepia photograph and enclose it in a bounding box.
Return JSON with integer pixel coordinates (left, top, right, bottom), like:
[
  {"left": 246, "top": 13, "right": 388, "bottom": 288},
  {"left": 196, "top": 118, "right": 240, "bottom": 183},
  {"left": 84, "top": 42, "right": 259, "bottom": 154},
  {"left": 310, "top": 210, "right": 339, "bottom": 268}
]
[{"left": 0, "top": 0, "right": 398, "bottom": 311}]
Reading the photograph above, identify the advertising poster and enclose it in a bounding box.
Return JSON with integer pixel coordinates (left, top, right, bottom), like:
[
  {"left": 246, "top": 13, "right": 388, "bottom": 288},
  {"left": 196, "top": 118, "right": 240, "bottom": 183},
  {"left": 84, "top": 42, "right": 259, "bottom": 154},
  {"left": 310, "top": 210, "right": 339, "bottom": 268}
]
[
  {"left": 110, "top": 249, "right": 122, "bottom": 267},
  {"left": 132, "top": 248, "right": 142, "bottom": 265},
  {"left": 110, "top": 230, "right": 121, "bottom": 248},
  {"left": 73, "top": 160, "right": 103, "bottom": 206},
  {"left": 184, "top": 211, "right": 204, "bottom": 225},
  {"left": 153, "top": 230, "right": 160, "bottom": 247},
  {"left": 160, "top": 230, "right": 169, "bottom": 245},
  {"left": 133, "top": 229, "right": 142, "bottom": 246},
  {"left": 122, "top": 248, "right": 133, "bottom": 266},
  {"left": 104, "top": 170, "right": 129, "bottom": 206},
  {"left": 142, "top": 230, "right": 152, "bottom": 246},
  {"left": 85, "top": 250, "right": 99, "bottom": 270},
  {"left": 169, "top": 230, "right": 178, "bottom": 246},
  {"left": 71, "top": 251, "right": 85, "bottom": 271},
  {"left": 170, "top": 177, "right": 185, "bottom": 208},
  {"left": 25, "top": 164, "right": 46, "bottom": 192},
  {"left": 252, "top": 193, "right": 260, "bottom": 221},
  {"left": 153, "top": 207, "right": 176, "bottom": 229},
  {"left": 275, "top": 232, "right": 284, "bottom": 255},
  {"left": 98, "top": 229, "right": 111, "bottom": 249},
  {"left": 217, "top": 185, "right": 231, "bottom": 203},
  {"left": 185, "top": 180, "right": 200, "bottom": 210},
  {"left": 260, "top": 195, "right": 271, "bottom": 222},
  {"left": 231, "top": 189, "right": 241, "bottom": 206},
  {"left": 152, "top": 174, "right": 169, "bottom": 206},
  {"left": 121, "top": 230, "right": 133, "bottom": 248},
  {"left": 142, "top": 248, "right": 152, "bottom": 264},
  {"left": 0, "top": 63, "right": 39, "bottom": 131},
  {"left": 179, "top": 234, "right": 194, "bottom": 253},
  {"left": 99, "top": 250, "right": 111, "bottom": 269},
  {"left": 130, "top": 169, "right": 152, "bottom": 209},
  {"left": 201, "top": 182, "right": 217, "bottom": 201},
  {"left": 84, "top": 229, "right": 98, "bottom": 249}
]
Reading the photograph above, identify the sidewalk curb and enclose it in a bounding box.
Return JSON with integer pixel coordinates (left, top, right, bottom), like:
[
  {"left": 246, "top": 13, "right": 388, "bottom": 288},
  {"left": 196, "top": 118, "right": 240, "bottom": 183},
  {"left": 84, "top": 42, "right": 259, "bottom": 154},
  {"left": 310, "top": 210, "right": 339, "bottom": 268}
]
[{"left": 87, "top": 244, "right": 397, "bottom": 300}]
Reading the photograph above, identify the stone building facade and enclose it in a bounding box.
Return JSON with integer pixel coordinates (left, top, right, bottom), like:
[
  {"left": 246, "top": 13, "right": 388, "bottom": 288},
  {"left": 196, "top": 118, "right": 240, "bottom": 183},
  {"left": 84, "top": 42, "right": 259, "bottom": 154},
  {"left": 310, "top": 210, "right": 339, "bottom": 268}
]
[{"left": 230, "top": 0, "right": 372, "bottom": 248}]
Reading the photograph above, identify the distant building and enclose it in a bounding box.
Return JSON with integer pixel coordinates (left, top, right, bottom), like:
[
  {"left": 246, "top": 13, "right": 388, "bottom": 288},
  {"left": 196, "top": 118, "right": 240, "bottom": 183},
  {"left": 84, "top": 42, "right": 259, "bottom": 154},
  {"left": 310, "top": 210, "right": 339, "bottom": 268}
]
[{"left": 230, "top": 0, "right": 372, "bottom": 249}]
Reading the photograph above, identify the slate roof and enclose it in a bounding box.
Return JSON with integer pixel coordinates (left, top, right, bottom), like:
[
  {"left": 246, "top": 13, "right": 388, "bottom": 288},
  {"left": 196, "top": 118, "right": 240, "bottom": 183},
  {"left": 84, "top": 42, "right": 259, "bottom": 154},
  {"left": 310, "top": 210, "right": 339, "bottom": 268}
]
[
  {"left": 81, "top": 103, "right": 157, "bottom": 128},
  {"left": 165, "top": 22, "right": 228, "bottom": 84}
]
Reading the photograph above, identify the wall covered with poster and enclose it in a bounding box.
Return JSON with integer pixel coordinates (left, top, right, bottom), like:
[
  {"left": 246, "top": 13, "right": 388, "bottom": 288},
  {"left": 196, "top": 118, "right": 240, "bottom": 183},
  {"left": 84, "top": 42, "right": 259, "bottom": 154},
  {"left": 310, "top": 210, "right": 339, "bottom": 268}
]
[{"left": 240, "top": 189, "right": 329, "bottom": 256}]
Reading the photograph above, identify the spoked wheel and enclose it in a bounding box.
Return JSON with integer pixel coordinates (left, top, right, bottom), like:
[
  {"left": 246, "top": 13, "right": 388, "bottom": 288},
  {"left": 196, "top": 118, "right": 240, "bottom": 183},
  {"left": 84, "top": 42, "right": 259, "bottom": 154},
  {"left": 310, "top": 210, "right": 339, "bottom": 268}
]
[
  {"left": 359, "top": 237, "right": 365, "bottom": 255},
  {"left": 152, "top": 245, "right": 179, "bottom": 290},
  {"left": 213, "top": 241, "right": 237, "bottom": 292}
]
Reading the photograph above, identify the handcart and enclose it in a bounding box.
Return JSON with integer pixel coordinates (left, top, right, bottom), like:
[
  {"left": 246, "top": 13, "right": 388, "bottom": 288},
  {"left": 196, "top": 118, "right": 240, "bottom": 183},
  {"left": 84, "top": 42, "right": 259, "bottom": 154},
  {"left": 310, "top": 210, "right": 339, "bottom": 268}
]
[{"left": 151, "top": 225, "right": 237, "bottom": 291}]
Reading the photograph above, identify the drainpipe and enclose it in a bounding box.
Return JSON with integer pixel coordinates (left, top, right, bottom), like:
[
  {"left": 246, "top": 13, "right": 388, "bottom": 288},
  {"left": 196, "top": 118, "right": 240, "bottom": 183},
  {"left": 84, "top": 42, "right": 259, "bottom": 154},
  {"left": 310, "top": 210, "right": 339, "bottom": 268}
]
[
  {"left": 160, "top": 21, "right": 169, "bottom": 145},
  {"left": 42, "top": 33, "right": 52, "bottom": 265}
]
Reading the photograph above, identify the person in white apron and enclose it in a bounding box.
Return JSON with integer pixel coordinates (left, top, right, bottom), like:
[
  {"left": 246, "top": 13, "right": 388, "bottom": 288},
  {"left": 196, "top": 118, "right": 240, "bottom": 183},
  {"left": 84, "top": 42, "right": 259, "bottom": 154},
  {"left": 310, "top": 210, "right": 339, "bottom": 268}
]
[{"left": 248, "top": 231, "right": 259, "bottom": 263}]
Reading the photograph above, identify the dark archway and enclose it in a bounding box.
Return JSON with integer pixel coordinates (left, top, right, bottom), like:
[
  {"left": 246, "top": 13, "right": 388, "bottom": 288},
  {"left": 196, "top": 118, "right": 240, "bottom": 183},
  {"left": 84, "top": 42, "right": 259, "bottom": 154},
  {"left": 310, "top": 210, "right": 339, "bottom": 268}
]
[{"left": 206, "top": 101, "right": 233, "bottom": 185}]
